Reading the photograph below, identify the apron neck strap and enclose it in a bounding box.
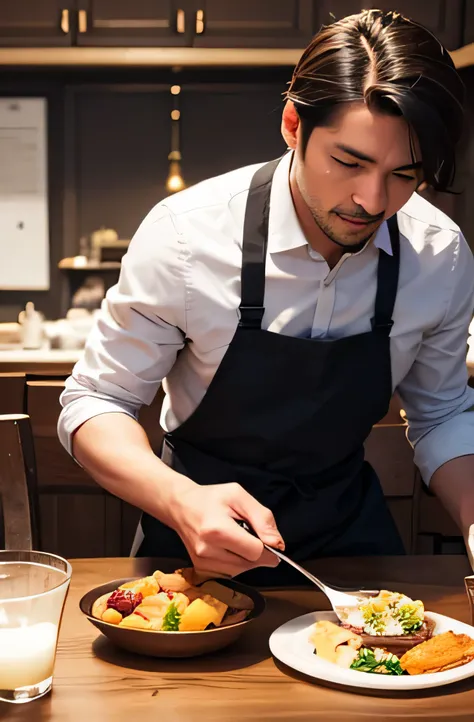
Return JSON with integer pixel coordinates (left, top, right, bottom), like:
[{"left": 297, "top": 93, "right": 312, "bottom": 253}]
[
  {"left": 239, "top": 158, "right": 280, "bottom": 329},
  {"left": 239, "top": 159, "right": 401, "bottom": 336},
  {"left": 371, "top": 214, "right": 401, "bottom": 335}
]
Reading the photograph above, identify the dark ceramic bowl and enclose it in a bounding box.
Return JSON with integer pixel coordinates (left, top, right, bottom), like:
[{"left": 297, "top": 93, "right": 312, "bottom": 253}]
[{"left": 79, "top": 576, "right": 265, "bottom": 658}]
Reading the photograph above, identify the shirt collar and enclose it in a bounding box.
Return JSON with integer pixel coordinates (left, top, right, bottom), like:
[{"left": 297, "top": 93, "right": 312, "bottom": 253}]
[{"left": 267, "top": 150, "right": 393, "bottom": 257}]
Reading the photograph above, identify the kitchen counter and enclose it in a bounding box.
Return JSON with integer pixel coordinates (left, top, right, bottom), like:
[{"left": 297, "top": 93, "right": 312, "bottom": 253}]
[{"left": 0, "top": 347, "right": 82, "bottom": 374}]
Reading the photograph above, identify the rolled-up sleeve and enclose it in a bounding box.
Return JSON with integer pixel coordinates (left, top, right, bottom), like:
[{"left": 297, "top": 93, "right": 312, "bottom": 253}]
[
  {"left": 397, "top": 232, "right": 474, "bottom": 483},
  {"left": 58, "top": 205, "right": 186, "bottom": 455}
]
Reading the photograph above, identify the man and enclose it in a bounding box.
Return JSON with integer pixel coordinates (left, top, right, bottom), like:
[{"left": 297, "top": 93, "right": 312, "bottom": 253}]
[{"left": 58, "top": 9, "right": 474, "bottom": 584}]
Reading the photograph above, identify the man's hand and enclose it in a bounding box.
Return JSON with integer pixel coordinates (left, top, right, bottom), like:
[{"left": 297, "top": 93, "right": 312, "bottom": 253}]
[
  {"left": 168, "top": 481, "right": 285, "bottom": 578},
  {"left": 71, "top": 414, "right": 285, "bottom": 576}
]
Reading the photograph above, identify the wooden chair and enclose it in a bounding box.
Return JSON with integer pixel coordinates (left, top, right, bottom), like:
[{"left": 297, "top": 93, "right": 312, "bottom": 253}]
[
  {"left": 364, "top": 420, "right": 419, "bottom": 554},
  {"left": 0, "top": 414, "right": 41, "bottom": 550}
]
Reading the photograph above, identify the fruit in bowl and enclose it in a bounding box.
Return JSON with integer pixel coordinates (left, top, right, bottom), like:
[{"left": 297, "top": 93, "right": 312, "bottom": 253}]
[
  {"left": 80, "top": 567, "right": 265, "bottom": 658},
  {"left": 91, "top": 568, "right": 254, "bottom": 633}
]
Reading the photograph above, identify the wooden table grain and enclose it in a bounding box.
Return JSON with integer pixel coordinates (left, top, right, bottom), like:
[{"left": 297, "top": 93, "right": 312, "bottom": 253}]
[{"left": 2, "top": 555, "right": 474, "bottom": 722}]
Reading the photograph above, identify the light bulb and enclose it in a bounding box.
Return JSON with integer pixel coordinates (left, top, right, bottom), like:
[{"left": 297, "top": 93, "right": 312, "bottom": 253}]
[{"left": 166, "top": 160, "right": 185, "bottom": 193}]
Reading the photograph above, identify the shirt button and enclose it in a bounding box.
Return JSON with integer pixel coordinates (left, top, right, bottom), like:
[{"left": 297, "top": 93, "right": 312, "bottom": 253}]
[{"left": 307, "top": 247, "right": 321, "bottom": 261}]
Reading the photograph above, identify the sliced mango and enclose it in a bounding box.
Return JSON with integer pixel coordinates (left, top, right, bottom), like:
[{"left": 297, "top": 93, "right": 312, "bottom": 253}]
[
  {"left": 200, "top": 594, "right": 228, "bottom": 626},
  {"left": 92, "top": 592, "right": 112, "bottom": 620},
  {"left": 179, "top": 598, "right": 222, "bottom": 631},
  {"left": 119, "top": 613, "right": 153, "bottom": 630},
  {"left": 101, "top": 608, "right": 122, "bottom": 625}
]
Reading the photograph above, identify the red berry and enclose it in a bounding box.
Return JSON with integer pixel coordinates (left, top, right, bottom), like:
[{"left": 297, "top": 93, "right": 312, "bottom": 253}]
[{"left": 107, "top": 589, "right": 143, "bottom": 617}]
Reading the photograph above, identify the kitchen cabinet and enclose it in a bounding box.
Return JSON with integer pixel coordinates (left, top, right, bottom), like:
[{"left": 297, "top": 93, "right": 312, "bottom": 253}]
[
  {"left": 0, "top": 0, "right": 467, "bottom": 52},
  {"left": 314, "top": 1, "right": 464, "bottom": 51},
  {"left": 0, "top": 0, "right": 312, "bottom": 50},
  {"left": 0, "top": 0, "right": 73, "bottom": 46},
  {"left": 75, "top": 0, "right": 189, "bottom": 47},
  {"left": 191, "top": 0, "right": 313, "bottom": 49},
  {"left": 74, "top": 0, "right": 313, "bottom": 49}
]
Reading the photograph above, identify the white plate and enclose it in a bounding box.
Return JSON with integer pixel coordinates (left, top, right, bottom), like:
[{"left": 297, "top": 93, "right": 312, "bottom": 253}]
[{"left": 269, "top": 610, "right": 474, "bottom": 691}]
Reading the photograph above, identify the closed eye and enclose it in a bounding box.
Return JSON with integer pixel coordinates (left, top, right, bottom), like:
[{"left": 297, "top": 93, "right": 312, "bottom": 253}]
[
  {"left": 332, "top": 155, "right": 417, "bottom": 182},
  {"left": 331, "top": 156, "right": 360, "bottom": 169},
  {"left": 394, "top": 173, "right": 417, "bottom": 182}
]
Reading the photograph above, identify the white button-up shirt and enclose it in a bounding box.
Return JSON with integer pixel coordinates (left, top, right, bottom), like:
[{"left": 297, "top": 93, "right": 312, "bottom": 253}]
[{"left": 58, "top": 151, "right": 474, "bottom": 484}]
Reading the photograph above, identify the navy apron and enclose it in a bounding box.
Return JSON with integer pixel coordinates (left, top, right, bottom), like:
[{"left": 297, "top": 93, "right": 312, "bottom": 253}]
[{"left": 137, "top": 156, "right": 405, "bottom": 586}]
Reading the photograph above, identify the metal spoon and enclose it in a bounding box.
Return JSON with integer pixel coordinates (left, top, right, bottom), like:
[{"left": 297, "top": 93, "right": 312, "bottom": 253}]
[{"left": 237, "top": 520, "right": 379, "bottom": 622}]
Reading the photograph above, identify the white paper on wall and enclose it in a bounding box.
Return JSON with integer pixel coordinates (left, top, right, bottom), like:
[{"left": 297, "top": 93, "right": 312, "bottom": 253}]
[{"left": 0, "top": 98, "right": 49, "bottom": 290}]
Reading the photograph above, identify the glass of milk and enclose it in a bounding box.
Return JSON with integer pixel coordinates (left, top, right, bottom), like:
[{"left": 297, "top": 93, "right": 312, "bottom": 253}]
[{"left": 0, "top": 550, "right": 72, "bottom": 704}]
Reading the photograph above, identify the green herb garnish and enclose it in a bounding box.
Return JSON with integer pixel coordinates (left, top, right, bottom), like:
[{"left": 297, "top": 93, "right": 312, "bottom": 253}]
[
  {"left": 362, "top": 608, "right": 386, "bottom": 634},
  {"left": 161, "top": 602, "right": 181, "bottom": 631},
  {"left": 350, "top": 648, "right": 405, "bottom": 675},
  {"left": 393, "top": 603, "right": 423, "bottom": 633}
]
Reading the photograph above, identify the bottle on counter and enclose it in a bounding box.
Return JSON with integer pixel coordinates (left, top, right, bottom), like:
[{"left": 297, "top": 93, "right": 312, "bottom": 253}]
[{"left": 18, "top": 302, "right": 44, "bottom": 350}]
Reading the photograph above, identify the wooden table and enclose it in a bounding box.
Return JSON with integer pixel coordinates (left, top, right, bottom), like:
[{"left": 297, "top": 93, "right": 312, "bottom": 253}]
[{"left": 3, "top": 555, "right": 474, "bottom": 722}]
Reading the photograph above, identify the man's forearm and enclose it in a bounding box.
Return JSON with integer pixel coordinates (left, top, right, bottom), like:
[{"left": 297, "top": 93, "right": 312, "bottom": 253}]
[
  {"left": 72, "top": 412, "right": 196, "bottom": 528},
  {"left": 430, "top": 455, "right": 474, "bottom": 551}
]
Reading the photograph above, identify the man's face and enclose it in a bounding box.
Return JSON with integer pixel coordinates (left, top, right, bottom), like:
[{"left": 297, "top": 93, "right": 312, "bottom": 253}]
[{"left": 292, "top": 103, "right": 423, "bottom": 248}]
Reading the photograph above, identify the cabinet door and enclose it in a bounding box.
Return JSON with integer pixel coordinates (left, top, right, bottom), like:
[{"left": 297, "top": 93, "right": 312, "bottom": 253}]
[
  {"left": 0, "top": 0, "right": 73, "bottom": 46},
  {"left": 315, "top": 1, "right": 464, "bottom": 51},
  {"left": 75, "top": 0, "right": 190, "bottom": 46},
  {"left": 192, "top": 0, "right": 313, "bottom": 48}
]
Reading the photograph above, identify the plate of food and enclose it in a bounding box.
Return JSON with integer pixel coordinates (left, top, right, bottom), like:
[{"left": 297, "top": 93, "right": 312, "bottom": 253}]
[
  {"left": 269, "top": 589, "right": 474, "bottom": 690},
  {"left": 80, "top": 566, "right": 265, "bottom": 658}
]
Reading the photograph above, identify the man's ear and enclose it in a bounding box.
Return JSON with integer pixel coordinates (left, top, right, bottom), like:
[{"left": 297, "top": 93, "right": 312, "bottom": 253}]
[{"left": 281, "top": 100, "right": 299, "bottom": 149}]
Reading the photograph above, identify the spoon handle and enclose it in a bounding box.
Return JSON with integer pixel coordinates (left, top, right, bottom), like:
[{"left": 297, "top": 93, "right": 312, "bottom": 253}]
[{"left": 235, "top": 519, "right": 330, "bottom": 595}]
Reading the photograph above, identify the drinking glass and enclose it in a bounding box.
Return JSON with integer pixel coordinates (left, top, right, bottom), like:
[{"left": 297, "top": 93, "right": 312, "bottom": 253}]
[{"left": 0, "top": 550, "right": 72, "bottom": 704}]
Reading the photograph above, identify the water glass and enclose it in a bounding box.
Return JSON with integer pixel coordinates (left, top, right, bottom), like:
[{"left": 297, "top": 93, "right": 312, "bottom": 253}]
[{"left": 0, "top": 550, "right": 72, "bottom": 704}]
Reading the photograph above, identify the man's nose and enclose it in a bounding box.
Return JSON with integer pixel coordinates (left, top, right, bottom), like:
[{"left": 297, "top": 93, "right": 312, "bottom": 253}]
[{"left": 352, "top": 176, "right": 387, "bottom": 218}]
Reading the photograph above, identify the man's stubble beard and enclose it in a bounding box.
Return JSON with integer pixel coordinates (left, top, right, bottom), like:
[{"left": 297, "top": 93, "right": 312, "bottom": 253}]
[{"left": 296, "top": 169, "right": 376, "bottom": 249}]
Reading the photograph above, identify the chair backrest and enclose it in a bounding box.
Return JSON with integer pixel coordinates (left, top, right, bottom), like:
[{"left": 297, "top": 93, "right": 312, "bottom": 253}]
[
  {"left": 0, "top": 414, "right": 40, "bottom": 550},
  {"left": 364, "top": 421, "right": 418, "bottom": 553}
]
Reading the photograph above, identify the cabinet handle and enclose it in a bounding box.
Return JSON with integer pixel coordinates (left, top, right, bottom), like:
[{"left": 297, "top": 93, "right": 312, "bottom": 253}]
[
  {"left": 176, "top": 9, "right": 185, "bottom": 34},
  {"left": 60, "top": 9, "right": 70, "bottom": 34},
  {"left": 195, "top": 9, "right": 205, "bottom": 34},
  {"left": 78, "top": 9, "right": 88, "bottom": 33}
]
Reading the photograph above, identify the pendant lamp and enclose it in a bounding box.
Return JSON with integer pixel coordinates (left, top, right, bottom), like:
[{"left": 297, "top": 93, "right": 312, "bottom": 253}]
[{"left": 166, "top": 84, "right": 185, "bottom": 193}]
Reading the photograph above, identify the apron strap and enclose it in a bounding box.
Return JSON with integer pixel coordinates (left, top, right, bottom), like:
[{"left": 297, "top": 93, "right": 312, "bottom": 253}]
[
  {"left": 239, "top": 157, "right": 280, "bottom": 329},
  {"left": 240, "top": 158, "right": 400, "bottom": 337},
  {"left": 371, "top": 214, "right": 400, "bottom": 334}
]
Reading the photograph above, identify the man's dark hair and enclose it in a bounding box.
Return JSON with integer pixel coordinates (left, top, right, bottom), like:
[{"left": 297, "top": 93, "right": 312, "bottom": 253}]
[{"left": 286, "top": 9, "right": 465, "bottom": 192}]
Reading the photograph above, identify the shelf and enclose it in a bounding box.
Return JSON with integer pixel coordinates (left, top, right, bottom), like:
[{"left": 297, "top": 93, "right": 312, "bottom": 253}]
[
  {"left": 58, "top": 257, "right": 121, "bottom": 270},
  {"left": 0, "top": 46, "right": 302, "bottom": 68},
  {"left": 0, "top": 44, "right": 469, "bottom": 68}
]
